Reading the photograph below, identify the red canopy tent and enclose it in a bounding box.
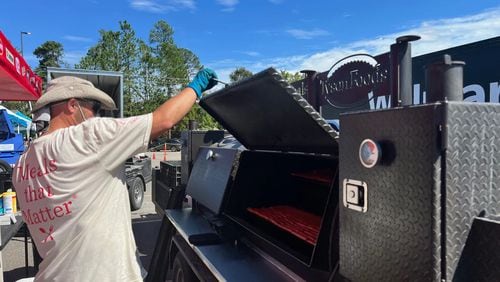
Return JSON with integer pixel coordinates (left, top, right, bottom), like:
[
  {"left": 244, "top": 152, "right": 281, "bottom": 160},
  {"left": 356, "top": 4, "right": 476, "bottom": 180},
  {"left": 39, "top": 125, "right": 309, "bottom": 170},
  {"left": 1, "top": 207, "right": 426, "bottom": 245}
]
[{"left": 0, "top": 31, "right": 42, "bottom": 101}]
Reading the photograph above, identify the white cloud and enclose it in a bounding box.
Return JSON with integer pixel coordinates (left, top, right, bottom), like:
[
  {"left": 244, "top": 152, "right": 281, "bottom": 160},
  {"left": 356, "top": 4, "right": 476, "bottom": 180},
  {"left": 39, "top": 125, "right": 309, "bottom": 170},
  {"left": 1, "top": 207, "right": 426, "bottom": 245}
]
[
  {"left": 216, "top": 0, "right": 238, "bottom": 12},
  {"left": 63, "top": 35, "right": 93, "bottom": 43},
  {"left": 286, "top": 28, "right": 330, "bottom": 40},
  {"left": 219, "top": 7, "right": 500, "bottom": 76},
  {"left": 129, "top": 0, "right": 195, "bottom": 13},
  {"left": 171, "top": 0, "right": 195, "bottom": 9},
  {"left": 240, "top": 51, "right": 261, "bottom": 57},
  {"left": 130, "top": 0, "right": 168, "bottom": 13}
]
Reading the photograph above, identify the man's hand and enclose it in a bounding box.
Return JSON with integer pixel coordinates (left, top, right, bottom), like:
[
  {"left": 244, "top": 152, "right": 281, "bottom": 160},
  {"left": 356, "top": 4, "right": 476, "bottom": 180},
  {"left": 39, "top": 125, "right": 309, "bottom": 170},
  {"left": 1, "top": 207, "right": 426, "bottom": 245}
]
[
  {"left": 151, "top": 68, "right": 217, "bottom": 140},
  {"left": 187, "top": 68, "right": 218, "bottom": 98}
]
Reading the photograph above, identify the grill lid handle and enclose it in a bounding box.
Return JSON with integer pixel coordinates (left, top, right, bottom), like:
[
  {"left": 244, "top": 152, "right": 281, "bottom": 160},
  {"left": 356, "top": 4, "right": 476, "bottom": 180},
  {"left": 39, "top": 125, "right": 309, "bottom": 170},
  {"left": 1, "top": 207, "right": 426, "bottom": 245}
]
[{"left": 206, "top": 149, "right": 216, "bottom": 160}]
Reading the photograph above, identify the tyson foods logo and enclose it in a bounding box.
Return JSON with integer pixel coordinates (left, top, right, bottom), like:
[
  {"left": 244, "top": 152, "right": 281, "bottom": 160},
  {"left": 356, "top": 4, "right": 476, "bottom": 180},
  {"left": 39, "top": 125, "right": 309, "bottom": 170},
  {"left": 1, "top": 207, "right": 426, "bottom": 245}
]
[
  {"left": 0, "top": 38, "right": 3, "bottom": 56},
  {"left": 321, "top": 54, "right": 389, "bottom": 108}
]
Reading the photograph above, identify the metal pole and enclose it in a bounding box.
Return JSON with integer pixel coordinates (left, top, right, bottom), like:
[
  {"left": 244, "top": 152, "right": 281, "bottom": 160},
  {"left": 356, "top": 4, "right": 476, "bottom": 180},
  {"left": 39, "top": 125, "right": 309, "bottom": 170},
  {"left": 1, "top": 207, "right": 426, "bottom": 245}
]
[
  {"left": 20, "top": 33, "right": 23, "bottom": 57},
  {"left": 20, "top": 31, "right": 31, "bottom": 57},
  {"left": 20, "top": 31, "right": 33, "bottom": 135}
]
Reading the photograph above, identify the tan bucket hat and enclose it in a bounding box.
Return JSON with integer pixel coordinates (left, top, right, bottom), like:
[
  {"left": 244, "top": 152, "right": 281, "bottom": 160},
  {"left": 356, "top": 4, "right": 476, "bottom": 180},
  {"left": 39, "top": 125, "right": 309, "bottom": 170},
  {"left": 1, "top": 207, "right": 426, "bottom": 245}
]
[{"left": 32, "top": 76, "right": 117, "bottom": 112}]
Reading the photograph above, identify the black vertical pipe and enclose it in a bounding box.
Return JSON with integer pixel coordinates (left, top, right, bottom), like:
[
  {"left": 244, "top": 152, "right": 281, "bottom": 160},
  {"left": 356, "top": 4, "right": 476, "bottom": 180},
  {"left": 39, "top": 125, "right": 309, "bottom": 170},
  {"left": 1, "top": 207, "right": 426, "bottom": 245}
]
[
  {"left": 188, "top": 120, "right": 198, "bottom": 130},
  {"left": 300, "top": 70, "right": 319, "bottom": 111},
  {"left": 425, "top": 54, "right": 466, "bottom": 103},
  {"left": 390, "top": 35, "right": 420, "bottom": 107}
]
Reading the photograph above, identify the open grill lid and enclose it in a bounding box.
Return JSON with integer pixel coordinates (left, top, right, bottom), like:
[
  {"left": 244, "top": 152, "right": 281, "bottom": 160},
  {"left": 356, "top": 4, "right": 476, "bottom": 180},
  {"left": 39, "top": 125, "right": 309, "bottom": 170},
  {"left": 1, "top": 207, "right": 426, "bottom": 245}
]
[{"left": 199, "top": 68, "right": 338, "bottom": 154}]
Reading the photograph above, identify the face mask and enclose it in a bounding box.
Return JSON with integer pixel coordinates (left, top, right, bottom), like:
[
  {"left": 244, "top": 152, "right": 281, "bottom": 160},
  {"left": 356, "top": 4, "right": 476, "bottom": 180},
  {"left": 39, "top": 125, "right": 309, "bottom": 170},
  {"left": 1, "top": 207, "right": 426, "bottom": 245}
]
[
  {"left": 78, "top": 99, "right": 102, "bottom": 119},
  {"left": 77, "top": 102, "right": 87, "bottom": 122}
]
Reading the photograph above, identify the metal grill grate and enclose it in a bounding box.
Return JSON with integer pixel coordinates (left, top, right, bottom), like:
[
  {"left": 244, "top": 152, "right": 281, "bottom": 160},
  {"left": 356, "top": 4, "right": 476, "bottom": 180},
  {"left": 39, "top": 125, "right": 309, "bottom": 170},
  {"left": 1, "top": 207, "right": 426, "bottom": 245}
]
[{"left": 248, "top": 206, "right": 321, "bottom": 245}]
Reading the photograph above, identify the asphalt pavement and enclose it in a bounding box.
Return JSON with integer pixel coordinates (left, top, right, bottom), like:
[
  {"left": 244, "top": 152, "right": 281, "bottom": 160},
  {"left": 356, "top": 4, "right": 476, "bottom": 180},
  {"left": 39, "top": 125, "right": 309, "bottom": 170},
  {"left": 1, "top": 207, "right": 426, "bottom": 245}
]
[{"left": 2, "top": 151, "right": 180, "bottom": 282}]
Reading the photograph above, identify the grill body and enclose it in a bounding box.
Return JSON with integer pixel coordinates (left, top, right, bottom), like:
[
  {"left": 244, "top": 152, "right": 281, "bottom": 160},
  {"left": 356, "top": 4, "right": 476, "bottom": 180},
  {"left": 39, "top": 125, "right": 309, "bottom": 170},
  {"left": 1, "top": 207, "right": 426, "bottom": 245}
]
[{"left": 339, "top": 101, "right": 500, "bottom": 281}]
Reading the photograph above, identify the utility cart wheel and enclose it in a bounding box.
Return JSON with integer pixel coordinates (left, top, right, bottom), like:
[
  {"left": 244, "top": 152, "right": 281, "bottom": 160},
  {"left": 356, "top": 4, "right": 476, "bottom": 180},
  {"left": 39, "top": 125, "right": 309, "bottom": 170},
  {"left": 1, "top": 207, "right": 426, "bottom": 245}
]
[
  {"left": 0, "top": 160, "right": 12, "bottom": 173},
  {"left": 0, "top": 160, "right": 12, "bottom": 190},
  {"left": 172, "top": 252, "right": 198, "bottom": 282},
  {"left": 129, "top": 176, "right": 144, "bottom": 211}
]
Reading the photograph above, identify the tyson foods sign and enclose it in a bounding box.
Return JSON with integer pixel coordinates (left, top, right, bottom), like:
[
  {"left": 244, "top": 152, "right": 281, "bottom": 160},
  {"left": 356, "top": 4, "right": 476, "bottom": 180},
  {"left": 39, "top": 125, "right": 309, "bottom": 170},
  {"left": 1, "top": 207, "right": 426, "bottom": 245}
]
[
  {"left": 317, "top": 36, "right": 500, "bottom": 118},
  {"left": 321, "top": 54, "right": 390, "bottom": 108}
]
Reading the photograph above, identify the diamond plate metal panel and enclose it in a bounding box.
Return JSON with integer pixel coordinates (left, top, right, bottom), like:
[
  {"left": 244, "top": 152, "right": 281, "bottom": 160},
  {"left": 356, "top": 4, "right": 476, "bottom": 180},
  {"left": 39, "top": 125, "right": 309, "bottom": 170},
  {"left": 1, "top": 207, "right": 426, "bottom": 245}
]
[
  {"left": 444, "top": 102, "right": 500, "bottom": 279},
  {"left": 339, "top": 102, "right": 500, "bottom": 281},
  {"left": 339, "top": 105, "right": 440, "bottom": 281}
]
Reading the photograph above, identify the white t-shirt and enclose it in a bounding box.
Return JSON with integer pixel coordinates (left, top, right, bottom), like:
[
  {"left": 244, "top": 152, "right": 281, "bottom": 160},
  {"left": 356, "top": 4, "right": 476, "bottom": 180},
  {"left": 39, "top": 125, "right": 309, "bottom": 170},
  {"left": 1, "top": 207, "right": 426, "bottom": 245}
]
[{"left": 13, "top": 114, "right": 152, "bottom": 282}]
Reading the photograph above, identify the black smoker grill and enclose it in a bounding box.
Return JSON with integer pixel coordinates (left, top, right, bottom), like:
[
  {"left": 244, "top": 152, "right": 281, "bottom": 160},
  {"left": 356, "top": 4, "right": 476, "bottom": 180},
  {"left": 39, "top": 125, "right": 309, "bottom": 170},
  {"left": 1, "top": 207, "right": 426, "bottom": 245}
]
[
  {"left": 183, "top": 68, "right": 339, "bottom": 280},
  {"left": 338, "top": 55, "right": 500, "bottom": 281},
  {"left": 149, "top": 40, "right": 500, "bottom": 282}
]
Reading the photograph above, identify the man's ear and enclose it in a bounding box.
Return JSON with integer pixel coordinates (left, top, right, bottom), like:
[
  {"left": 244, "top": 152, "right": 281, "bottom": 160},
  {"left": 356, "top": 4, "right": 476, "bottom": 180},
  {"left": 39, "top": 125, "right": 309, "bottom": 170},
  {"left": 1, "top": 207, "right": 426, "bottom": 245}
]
[{"left": 66, "top": 98, "right": 79, "bottom": 114}]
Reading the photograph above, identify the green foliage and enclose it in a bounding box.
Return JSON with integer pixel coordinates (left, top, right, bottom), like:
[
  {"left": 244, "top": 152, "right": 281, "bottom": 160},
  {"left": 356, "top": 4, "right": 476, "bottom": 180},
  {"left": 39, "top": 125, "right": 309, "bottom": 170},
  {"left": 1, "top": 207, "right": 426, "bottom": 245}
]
[
  {"left": 229, "top": 68, "right": 302, "bottom": 84},
  {"left": 76, "top": 21, "right": 141, "bottom": 117},
  {"left": 33, "top": 41, "right": 64, "bottom": 83},
  {"left": 149, "top": 20, "right": 175, "bottom": 46},
  {"left": 180, "top": 48, "right": 201, "bottom": 77},
  {"left": 1, "top": 101, "right": 32, "bottom": 116},
  {"left": 279, "top": 70, "right": 304, "bottom": 83},
  {"left": 71, "top": 20, "right": 213, "bottom": 134},
  {"left": 177, "top": 103, "right": 222, "bottom": 131},
  {"left": 229, "top": 67, "right": 253, "bottom": 82},
  {"left": 28, "top": 20, "right": 304, "bottom": 136}
]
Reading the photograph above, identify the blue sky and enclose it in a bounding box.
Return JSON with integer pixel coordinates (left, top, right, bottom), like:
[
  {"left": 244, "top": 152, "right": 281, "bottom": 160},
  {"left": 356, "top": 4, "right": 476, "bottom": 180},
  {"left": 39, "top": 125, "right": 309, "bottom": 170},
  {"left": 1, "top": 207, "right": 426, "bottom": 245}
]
[{"left": 1, "top": 1, "right": 500, "bottom": 85}]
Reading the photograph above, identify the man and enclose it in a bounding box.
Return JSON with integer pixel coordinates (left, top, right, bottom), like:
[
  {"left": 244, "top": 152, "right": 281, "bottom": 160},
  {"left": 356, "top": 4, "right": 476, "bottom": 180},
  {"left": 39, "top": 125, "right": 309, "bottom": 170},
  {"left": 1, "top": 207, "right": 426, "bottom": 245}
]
[{"left": 12, "top": 69, "right": 217, "bottom": 281}]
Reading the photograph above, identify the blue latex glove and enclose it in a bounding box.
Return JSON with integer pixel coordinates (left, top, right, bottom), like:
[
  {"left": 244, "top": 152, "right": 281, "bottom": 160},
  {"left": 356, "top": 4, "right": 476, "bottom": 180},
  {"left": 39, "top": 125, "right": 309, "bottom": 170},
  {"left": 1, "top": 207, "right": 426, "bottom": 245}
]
[{"left": 187, "top": 68, "right": 218, "bottom": 98}]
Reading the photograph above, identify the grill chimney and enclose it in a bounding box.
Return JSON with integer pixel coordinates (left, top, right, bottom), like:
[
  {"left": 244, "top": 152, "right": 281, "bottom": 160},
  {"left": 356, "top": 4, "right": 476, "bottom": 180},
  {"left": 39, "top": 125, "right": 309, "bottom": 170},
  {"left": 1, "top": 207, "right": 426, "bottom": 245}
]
[
  {"left": 390, "top": 35, "right": 420, "bottom": 107},
  {"left": 188, "top": 120, "right": 198, "bottom": 130},
  {"left": 425, "top": 54, "right": 465, "bottom": 103}
]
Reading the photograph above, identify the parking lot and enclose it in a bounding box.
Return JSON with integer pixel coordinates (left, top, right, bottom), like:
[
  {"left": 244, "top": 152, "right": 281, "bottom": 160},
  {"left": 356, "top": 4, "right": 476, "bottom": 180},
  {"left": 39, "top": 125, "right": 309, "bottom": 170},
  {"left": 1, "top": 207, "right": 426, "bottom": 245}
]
[{"left": 2, "top": 151, "right": 179, "bottom": 281}]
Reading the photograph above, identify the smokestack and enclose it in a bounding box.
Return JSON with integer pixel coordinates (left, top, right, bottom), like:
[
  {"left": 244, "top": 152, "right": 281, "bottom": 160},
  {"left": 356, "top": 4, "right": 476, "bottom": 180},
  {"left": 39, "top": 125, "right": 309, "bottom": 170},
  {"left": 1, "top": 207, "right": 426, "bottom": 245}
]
[
  {"left": 188, "top": 120, "right": 198, "bottom": 130},
  {"left": 300, "top": 70, "right": 319, "bottom": 111},
  {"left": 425, "top": 54, "right": 466, "bottom": 103},
  {"left": 390, "top": 35, "right": 420, "bottom": 107}
]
